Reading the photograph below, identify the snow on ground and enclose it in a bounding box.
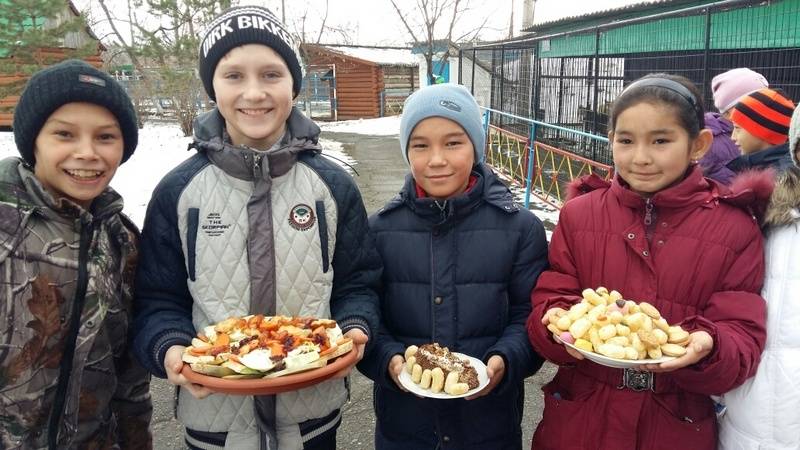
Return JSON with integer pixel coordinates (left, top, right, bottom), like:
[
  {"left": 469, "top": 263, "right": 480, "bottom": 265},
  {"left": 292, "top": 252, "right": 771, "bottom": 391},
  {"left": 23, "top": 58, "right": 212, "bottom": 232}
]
[
  {"left": 0, "top": 115, "right": 560, "bottom": 237},
  {"left": 318, "top": 116, "right": 401, "bottom": 136},
  {"left": 0, "top": 122, "right": 354, "bottom": 228}
]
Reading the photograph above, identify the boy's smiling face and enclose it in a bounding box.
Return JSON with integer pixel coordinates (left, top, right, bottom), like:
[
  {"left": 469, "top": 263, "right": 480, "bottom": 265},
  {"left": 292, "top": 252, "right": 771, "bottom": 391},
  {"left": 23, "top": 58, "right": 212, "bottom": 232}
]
[
  {"left": 212, "top": 44, "right": 294, "bottom": 150},
  {"left": 407, "top": 117, "right": 475, "bottom": 199},
  {"left": 33, "top": 102, "right": 124, "bottom": 209}
]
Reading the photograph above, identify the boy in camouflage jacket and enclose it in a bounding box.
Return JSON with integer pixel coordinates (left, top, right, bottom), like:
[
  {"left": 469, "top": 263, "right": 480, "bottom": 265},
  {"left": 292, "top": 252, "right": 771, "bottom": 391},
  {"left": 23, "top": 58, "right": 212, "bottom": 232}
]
[{"left": 0, "top": 60, "right": 152, "bottom": 449}]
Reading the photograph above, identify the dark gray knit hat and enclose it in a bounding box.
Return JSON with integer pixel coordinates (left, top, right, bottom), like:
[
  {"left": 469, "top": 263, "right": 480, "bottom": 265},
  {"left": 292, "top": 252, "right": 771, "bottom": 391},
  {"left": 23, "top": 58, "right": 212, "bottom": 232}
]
[
  {"left": 13, "top": 59, "right": 138, "bottom": 166},
  {"left": 198, "top": 6, "right": 303, "bottom": 100}
]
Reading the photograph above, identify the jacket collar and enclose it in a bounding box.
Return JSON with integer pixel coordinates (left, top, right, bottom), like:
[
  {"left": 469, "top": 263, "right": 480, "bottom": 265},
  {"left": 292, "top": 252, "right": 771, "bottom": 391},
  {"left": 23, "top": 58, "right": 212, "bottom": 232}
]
[
  {"left": 191, "top": 107, "right": 322, "bottom": 181},
  {"left": 726, "top": 143, "right": 791, "bottom": 173},
  {"left": 568, "top": 164, "right": 774, "bottom": 220},
  {"left": 0, "top": 157, "right": 123, "bottom": 225},
  {"left": 764, "top": 165, "right": 800, "bottom": 227},
  {"left": 610, "top": 165, "right": 715, "bottom": 211},
  {"left": 380, "top": 163, "right": 519, "bottom": 221}
]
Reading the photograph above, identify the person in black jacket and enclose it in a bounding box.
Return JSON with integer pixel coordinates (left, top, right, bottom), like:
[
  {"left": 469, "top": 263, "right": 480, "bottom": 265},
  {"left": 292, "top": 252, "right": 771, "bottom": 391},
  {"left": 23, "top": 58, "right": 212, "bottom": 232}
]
[{"left": 357, "top": 84, "right": 548, "bottom": 450}]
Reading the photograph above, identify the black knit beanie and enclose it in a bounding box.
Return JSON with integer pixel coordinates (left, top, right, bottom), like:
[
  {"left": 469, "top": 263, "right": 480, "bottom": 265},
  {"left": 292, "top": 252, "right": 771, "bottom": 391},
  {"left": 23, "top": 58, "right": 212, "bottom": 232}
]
[
  {"left": 13, "top": 59, "right": 138, "bottom": 166},
  {"left": 198, "top": 6, "right": 303, "bottom": 101}
]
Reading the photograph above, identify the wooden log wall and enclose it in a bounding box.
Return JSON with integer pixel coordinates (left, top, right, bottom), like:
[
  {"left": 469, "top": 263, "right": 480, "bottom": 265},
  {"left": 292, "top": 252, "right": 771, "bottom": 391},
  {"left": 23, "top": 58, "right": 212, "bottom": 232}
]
[
  {"left": 0, "top": 51, "right": 103, "bottom": 128},
  {"left": 303, "top": 49, "right": 382, "bottom": 120}
]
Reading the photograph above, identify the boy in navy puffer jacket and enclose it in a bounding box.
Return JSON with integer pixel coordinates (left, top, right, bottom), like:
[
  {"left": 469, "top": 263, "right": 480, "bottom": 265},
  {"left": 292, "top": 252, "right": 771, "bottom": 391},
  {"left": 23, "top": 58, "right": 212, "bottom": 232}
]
[{"left": 357, "top": 84, "right": 547, "bottom": 450}]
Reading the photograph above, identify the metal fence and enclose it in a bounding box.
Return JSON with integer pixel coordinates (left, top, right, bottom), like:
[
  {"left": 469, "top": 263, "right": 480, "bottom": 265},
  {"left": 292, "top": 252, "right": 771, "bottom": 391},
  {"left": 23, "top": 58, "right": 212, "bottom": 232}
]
[
  {"left": 296, "top": 64, "right": 336, "bottom": 121},
  {"left": 481, "top": 107, "right": 612, "bottom": 208},
  {"left": 461, "top": 0, "right": 800, "bottom": 166}
]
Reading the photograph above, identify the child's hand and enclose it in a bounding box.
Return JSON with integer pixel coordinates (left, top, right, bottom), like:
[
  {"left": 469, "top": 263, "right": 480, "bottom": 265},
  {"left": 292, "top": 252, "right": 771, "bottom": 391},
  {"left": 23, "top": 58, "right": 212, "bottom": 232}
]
[
  {"left": 639, "top": 331, "right": 714, "bottom": 372},
  {"left": 466, "top": 355, "right": 505, "bottom": 400},
  {"left": 540, "top": 307, "right": 567, "bottom": 325},
  {"left": 331, "top": 329, "right": 369, "bottom": 379},
  {"left": 164, "top": 345, "right": 213, "bottom": 399},
  {"left": 541, "top": 308, "right": 585, "bottom": 360},
  {"left": 388, "top": 354, "right": 409, "bottom": 391}
]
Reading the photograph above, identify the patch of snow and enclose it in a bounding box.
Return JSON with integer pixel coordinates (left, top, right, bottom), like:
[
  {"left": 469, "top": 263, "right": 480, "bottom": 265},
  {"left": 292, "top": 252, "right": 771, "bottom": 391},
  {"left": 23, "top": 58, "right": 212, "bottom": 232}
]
[
  {"left": 493, "top": 170, "right": 560, "bottom": 241},
  {"left": 319, "top": 116, "right": 401, "bottom": 136},
  {"left": 319, "top": 137, "right": 357, "bottom": 175}
]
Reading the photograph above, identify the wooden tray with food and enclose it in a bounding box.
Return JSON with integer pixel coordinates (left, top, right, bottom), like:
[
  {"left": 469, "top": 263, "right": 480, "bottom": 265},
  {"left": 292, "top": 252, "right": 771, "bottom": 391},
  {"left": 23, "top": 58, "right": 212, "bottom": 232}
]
[{"left": 180, "top": 315, "right": 356, "bottom": 395}]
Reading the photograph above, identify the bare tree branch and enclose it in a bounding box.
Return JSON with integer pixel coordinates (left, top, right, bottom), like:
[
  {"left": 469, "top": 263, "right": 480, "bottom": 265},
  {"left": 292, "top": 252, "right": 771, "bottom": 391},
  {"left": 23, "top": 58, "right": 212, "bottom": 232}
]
[
  {"left": 390, "top": 0, "right": 421, "bottom": 43},
  {"left": 315, "top": 0, "right": 329, "bottom": 44},
  {"left": 96, "top": 0, "right": 142, "bottom": 69}
]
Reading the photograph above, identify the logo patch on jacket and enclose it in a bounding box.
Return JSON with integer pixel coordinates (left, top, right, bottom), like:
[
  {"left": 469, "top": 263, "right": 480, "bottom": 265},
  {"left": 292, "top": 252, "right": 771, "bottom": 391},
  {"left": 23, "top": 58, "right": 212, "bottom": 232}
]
[
  {"left": 289, "top": 204, "right": 315, "bottom": 231},
  {"left": 202, "top": 212, "right": 232, "bottom": 237}
]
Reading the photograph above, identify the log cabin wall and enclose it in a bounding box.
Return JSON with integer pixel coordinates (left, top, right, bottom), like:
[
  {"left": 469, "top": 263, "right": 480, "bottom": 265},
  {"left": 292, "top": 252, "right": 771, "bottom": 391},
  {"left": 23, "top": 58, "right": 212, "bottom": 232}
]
[
  {"left": 0, "top": 51, "right": 103, "bottom": 128},
  {"left": 302, "top": 47, "right": 382, "bottom": 120}
]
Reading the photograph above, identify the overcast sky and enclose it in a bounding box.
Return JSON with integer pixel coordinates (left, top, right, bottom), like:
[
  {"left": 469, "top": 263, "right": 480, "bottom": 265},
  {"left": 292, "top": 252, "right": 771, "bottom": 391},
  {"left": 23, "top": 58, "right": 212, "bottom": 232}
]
[{"left": 80, "top": 0, "right": 643, "bottom": 46}]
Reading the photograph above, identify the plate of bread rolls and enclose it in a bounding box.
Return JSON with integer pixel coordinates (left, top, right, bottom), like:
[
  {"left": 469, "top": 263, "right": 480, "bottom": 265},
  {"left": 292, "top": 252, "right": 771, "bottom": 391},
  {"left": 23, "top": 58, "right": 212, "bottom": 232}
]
[
  {"left": 546, "top": 287, "right": 692, "bottom": 369},
  {"left": 398, "top": 343, "right": 489, "bottom": 399}
]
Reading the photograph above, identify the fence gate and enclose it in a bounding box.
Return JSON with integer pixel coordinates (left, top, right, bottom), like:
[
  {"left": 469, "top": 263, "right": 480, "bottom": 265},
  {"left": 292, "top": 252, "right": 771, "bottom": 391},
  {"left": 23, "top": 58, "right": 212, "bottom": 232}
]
[{"left": 297, "top": 64, "right": 337, "bottom": 121}]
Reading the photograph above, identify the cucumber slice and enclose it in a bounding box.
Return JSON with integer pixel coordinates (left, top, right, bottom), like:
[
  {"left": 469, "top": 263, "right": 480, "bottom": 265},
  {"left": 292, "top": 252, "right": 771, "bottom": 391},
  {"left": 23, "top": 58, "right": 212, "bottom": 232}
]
[{"left": 190, "top": 363, "right": 236, "bottom": 377}]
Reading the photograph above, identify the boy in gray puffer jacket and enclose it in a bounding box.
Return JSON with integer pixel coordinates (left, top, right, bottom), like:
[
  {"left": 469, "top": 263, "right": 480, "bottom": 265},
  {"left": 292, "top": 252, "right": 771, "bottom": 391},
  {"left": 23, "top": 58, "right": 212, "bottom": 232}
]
[{"left": 131, "top": 6, "right": 381, "bottom": 450}]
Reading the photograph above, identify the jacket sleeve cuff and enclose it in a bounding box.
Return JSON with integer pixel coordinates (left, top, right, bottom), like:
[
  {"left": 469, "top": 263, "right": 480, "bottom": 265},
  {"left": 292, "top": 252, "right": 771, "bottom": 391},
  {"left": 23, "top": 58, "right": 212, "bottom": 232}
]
[
  {"left": 679, "top": 315, "right": 721, "bottom": 370},
  {"left": 337, "top": 316, "right": 371, "bottom": 338},
  {"left": 152, "top": 330, "right": 194, "bottom": 378},
  {"left": 378, "top": 343, "right": 407, "bottom": 391}
]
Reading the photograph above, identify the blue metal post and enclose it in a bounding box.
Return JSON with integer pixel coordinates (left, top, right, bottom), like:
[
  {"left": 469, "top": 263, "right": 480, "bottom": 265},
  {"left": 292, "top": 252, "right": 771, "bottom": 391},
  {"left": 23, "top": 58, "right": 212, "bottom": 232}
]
[
  {"left": 482, "top": 110, "right": 490, "bottom": 163},
  {"left": 524, "top": 123, "right": 537, "bottom": 209}
]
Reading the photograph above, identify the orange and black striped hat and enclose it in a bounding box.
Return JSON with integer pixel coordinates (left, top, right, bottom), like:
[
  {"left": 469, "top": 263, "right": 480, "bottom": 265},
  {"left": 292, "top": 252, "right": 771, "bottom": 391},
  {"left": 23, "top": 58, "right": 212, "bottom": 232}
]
[{"left": 731, "top": 88, "right": 795, "bottom": 145}]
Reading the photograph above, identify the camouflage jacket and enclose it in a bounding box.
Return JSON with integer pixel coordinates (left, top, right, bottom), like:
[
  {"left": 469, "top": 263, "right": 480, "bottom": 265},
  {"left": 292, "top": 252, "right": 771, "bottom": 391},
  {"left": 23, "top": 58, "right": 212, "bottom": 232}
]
[{"left": 0, "top": 158, "right": 152, "bottom": 449}]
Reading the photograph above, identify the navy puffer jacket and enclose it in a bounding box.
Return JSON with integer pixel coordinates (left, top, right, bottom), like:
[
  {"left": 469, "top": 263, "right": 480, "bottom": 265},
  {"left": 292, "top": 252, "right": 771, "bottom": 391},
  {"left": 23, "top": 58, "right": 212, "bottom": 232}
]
[{"left": 357, "top": 163, "right": 547, "bottom": 450}]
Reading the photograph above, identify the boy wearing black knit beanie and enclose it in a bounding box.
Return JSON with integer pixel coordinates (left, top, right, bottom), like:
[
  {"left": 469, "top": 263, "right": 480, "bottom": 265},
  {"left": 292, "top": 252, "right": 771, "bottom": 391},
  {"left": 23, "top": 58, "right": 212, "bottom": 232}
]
[
  {"left": 0, "top": 59, "right": 152, "bottom": 448},
  {"left": 131, "top": 6, "right": 380, "bottom": 450}
]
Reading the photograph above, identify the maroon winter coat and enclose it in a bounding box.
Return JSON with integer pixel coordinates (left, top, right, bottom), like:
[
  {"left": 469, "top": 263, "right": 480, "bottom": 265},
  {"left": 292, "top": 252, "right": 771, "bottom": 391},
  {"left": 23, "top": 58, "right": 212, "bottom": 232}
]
[{"left": 526, "top": 166, "right": 770, "bottom": 450}]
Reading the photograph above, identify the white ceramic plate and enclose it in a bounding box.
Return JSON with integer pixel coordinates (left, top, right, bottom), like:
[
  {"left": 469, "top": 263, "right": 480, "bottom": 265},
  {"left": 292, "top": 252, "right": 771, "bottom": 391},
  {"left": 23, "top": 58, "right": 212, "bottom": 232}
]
[
  {"left": 554, "top": 335, "right": 675, "bottom": 369},
  {"left": 398, "top": 353, "right": 490, "bottom": 399}
]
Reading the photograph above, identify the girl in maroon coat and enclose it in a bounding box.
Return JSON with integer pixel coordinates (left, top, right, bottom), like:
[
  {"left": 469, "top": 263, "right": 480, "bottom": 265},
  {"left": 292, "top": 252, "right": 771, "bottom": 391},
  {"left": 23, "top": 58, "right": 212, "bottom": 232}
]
[{"left": 526, "top": 74, "right": 769, "bottom": 450}]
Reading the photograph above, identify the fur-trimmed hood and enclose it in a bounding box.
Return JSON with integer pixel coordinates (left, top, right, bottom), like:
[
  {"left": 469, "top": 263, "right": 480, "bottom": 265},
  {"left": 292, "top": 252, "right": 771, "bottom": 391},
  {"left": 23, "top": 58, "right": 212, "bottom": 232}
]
[
  {"left": 566, "top": 166, "right": 774, "bottom": 221},
  {"left": 764, "top": 165, "right": 800, "bottom": 227}
]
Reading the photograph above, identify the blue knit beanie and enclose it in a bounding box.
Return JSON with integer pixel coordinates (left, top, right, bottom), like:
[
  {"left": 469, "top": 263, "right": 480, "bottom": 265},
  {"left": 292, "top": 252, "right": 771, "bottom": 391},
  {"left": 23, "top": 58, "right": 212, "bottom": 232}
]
[{"left": 399, "top": 84, "right": 485, "bottom": 166}]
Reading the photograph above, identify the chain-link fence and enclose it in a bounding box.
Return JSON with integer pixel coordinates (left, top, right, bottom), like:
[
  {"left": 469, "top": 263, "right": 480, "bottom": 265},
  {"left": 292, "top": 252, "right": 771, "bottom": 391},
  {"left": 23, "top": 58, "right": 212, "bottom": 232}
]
[
  {"left": 461, "top": 0, "right": 800, "bottom": 166},
  {"left": 296, "top": 64, "right": 336, "bottom": 121}
]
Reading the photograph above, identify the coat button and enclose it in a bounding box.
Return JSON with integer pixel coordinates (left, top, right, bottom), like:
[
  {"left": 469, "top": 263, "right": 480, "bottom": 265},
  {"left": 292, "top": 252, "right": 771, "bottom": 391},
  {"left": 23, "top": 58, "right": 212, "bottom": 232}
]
[
  {"left": 642, "top": 250, "right": 649, "bottom": 257},
  {"left": 657, "top": 240, "right": 665, "bottom": 246},
  {"left": 86, "top": 319, "right": 95, "bottom": 328},
  {"left": 442, "top": 436, "right": 451, "bottom": 443},
  {"left": 434, "top": 296, "right": 443, "bottom": 305},
  {"left": 661, "top": 222, "right": 668, "bottom": 227},
  {"left": 627, "top": 233, "right": 635, "bottom": 240}
]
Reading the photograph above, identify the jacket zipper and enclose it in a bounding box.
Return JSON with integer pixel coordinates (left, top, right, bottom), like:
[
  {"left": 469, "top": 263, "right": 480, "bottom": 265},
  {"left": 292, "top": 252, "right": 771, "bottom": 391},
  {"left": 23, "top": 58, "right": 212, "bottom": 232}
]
[
  {"left": 47, "top": 220, "right": 93, "bottom": 449},
  {"left": 644, "top": 198, "right": 654, "bottom": 226},
  {"left": 430, "top": 232, "right": 436, "bottom": 342},
  {"left": 253, "top": 153, "right": 264, "bottom": 178}
]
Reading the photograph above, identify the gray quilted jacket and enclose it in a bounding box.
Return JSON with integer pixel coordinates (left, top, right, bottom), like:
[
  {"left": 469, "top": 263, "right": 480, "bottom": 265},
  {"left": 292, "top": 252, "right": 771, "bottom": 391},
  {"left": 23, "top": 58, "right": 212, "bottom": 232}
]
[{"left": 132, "top": 107, "right": 381, "bottom": 449}]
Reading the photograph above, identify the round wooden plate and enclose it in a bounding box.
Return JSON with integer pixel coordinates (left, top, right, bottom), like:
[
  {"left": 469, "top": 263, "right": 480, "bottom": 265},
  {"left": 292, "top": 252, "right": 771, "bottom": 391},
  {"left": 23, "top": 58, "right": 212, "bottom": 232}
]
[{"left": 181, "top": 348, "right": 358, "bottom": 395}]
